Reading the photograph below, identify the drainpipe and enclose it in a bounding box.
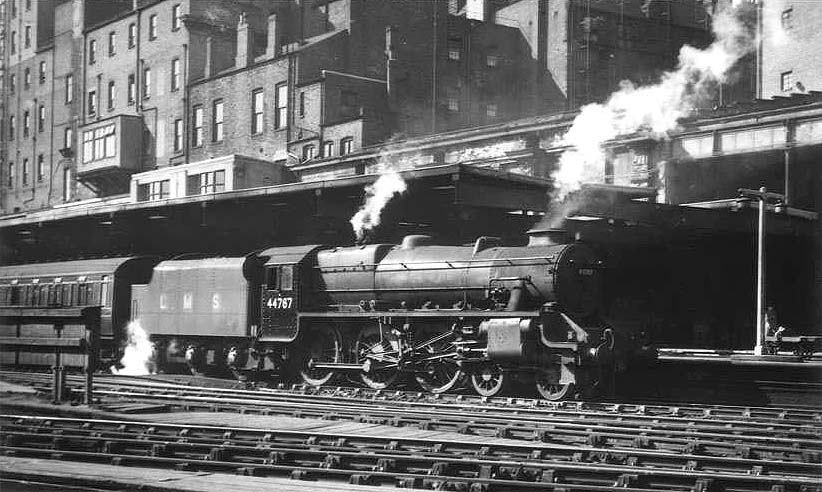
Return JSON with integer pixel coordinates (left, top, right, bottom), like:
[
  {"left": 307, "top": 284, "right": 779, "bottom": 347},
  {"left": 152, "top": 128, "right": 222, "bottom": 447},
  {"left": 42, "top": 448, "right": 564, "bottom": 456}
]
[
  {"left": 431, "top": 0, "right": 438, "bottom": 133},
  {"left": 183, "top": 43, "right": 189, "bottom": 164}
]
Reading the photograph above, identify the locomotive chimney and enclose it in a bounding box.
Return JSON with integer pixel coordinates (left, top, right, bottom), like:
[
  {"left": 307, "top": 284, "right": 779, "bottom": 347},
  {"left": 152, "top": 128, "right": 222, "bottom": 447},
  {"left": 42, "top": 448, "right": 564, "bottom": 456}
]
[{"left": 526, "top": 228, "right": 573, "bottom": 247}]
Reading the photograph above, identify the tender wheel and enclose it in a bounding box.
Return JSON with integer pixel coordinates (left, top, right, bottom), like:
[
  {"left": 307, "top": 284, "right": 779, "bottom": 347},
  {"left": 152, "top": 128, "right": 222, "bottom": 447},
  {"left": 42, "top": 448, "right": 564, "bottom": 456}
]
[
  {"left": 355, "top": 324, "right": 399, "bottom": 389},
  {"left": 414, "top": 328, "right": 463, "bottom": 394},
  {"left": 185, "top": 344, "right": 207, "bottom": 376},
  {"left": 298, "top": 327, "right": 342, "bottom": 387},
  {"left": 535, "top": 370, "right": 575, "bottom": 401},
  {"left": 470, "top": 364, "right": 508, "bottom": 397}
]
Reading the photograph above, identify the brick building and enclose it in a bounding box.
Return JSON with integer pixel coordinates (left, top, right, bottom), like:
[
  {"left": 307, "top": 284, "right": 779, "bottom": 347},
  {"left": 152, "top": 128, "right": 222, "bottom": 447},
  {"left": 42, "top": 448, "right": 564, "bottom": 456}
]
[
  {"left": 1, "top": 0, "right": 811, "bottom": 217},
  {"left": 759, "top": 0, "right": 822, "bottom": 98},
  {"left": 495, "top": 0, "right": 713, "bottom": 109}
]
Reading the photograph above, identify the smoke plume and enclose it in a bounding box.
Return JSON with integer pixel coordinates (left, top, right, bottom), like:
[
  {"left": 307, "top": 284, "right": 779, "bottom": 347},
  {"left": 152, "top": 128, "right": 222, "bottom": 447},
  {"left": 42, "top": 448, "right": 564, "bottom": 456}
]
[
  {"left": 350, "top": 172, "right": 407, "bottom": 241},
  {"left": 111, "top": 321, "right": 155, "bottom": 375},
  {"left": 552, "top": 5, "right": 754, "bottom": 201}
]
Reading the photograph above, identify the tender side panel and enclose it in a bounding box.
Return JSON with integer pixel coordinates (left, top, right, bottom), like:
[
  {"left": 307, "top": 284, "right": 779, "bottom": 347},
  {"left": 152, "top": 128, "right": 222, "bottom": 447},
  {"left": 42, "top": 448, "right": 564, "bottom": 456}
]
[{"left": 136, "top": 258, "right": 250, "bottom": 338}]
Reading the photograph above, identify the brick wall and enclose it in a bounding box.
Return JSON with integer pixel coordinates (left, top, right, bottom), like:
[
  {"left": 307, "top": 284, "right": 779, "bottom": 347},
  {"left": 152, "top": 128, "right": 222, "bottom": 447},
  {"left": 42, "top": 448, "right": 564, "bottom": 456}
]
[{"left": 761, "top": 0, "right": 822, "bottom": 98}]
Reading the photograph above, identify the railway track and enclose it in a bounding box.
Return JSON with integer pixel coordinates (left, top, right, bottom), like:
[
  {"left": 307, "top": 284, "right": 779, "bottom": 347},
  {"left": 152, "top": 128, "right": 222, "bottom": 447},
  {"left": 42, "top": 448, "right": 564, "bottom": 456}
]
[
  {"left": 3, "top": 371, "right": 822, "bottom": 464},
  {"left": 1, "top": 414, "right": 820, "bottom": 492}
]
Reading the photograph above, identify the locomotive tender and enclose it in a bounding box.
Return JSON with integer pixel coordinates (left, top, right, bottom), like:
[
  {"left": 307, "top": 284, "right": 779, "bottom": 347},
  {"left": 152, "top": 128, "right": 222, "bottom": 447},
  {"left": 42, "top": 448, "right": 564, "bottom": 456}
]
[{"left": 1, "top": 231, "right": 623, "bottom": 400}]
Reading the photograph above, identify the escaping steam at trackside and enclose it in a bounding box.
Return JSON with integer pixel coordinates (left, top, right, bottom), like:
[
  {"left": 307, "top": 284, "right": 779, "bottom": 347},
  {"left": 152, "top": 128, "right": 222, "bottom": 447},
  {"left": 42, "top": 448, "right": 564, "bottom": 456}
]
[
  {"left": 551, "top": 4, "right": 755, "bottom": 206},
  {"left": 111, "top": 320, "right": 155, "bottom": 376}
]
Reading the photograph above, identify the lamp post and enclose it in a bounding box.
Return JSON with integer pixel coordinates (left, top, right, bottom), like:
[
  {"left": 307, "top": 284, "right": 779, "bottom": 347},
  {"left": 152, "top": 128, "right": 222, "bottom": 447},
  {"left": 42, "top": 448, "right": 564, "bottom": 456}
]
[{"left": 737, "top": 187, "right": 784, "bottom": 356}]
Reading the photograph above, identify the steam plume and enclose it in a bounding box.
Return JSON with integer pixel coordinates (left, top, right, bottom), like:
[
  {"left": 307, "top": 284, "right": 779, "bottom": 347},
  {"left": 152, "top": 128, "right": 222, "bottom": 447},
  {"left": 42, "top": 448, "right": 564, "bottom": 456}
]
[
  {"left": 111, "top": 321, "right": 155, "bottom": 375},
  {"left": 552, "top": 5, "right": 754, "bottom": 201},
  {"left": 350, "top": 173, "right": 407, "bottom": 241}
]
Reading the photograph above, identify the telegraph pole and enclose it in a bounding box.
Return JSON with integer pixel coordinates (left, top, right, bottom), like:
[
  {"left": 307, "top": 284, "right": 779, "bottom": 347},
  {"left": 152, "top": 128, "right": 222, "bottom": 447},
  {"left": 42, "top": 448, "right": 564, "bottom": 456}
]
[{"left": 737, "top": 187, "right": 784, "bottom": 355}]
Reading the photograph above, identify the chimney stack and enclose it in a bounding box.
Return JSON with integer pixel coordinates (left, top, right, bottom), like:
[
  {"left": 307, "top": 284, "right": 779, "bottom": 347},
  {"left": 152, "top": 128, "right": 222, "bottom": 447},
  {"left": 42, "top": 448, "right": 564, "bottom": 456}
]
[
  {"left": 265, "top": 13, "right": 281, "bottom": 58},
  {"left": 235, "top": 12, "right": 254, "bottom": 68}
]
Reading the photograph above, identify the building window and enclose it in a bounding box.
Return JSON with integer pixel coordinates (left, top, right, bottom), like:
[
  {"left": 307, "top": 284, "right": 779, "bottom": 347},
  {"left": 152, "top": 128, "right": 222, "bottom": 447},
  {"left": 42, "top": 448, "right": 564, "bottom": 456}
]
[
  {"left": 172, "top": 4, "right": 182, "bottom": 30},
  {"left": 36, "top": 154, "right": 44, "bottom": 182},
  {"left": 448, "top": 48, "right": 460, "bottom": 60},
  {"left": 63, "top": 167, "right": 71, "bottom": 200},
  {"left": 486, "top": 55, "right": 498, "bottom": 67},
  {"left": 23, "top": 111, "right": 30, "bottom": 137},
  {"left": 171, "top": 58, "right": 180, "bottom": 92},
  {"left": 275, "top": 83, "right": 288, "bottom": 129},
  {"left": 251, "top": 89, "right": 264, "bottom": 135},
  {"left": 10, "top": 31, "right": 16, "bottom": 55},
  {"left": 192, "top": 105, "right": 203, "bottom": 147},
  {"left": 25, "top": 0, "right": 31, "bottom": 11},
  {"left": 7, "top": 162, "right": 14, "bottom": 188},
  {"left": 65, "top": 74, "right": 73, "bottom": 103},
  {"left": 340, "top": 137, "right": 353, "bottom": 156},
  {"left": 447, "top": 97, "right": 459, "bottom": 111},
  {"left": 89, "top": 39, "right": 97, "bottom": 64},
  {"left": 212, "top": 99, "right": 223, "bottom": 142},
  {"left": 299, "top": 92, "right": 305, "bottom": 117},
  {"left": 143, "top": 67, "right": 151, "bottom": 99},
  {"left": 173, "top": 119, "right": 183, "bottom": 152},
  {"left": 24, "top": 25, "right": 31, "bottom": 49},
  {"left": 82, "top": 124, "right": 116, "bottom": 164},
  {"left": 322, "top": 140, "right": 334, "bottom": 157},
  {"left": 108, "top": 31, "right": 116, "bottom": 56},
  {"left": 64, "top": 127, "right": 73, "bottom": 149},
  {"left": 128, "top": 23, "right": 136, "bottom": 48},
  {"left": 781, "top": 71, "right": 794, "bottom": 92},
  {"left": 8, "top": 116, "right": 15, "bottom": 140},
  {"left": 107, "top": 80, "right": 116, "bottom": 110},
  {"left": 138, "top": 180, "right": 170, "bottom": 201},
  {"left": 39, "top": 61, "right": 46, "bottom": 84},
  {"left": 486, "top": 103, "right": 497, "bottom": 118},
  {"left": 38, "top": 105, "right": 45, "bottom": 132},
  {"left": 302, "top": 144, "right": 316, "bottom": 161},
  {"left": 9, "top": 74, "right": 15, "bottom": 94},
  {"left": 127, "top": 74, "right": 136, "bottom": 105},
  {"left": 24, "top": 68, "right": 30, "bottom": 88},
  {"left": 22, "top": 158, "right": 29, "bottom": 185},
  {"left": 11, "top": 1, "right": 16, "bottom": 17},
  {"left": 149, "top": 14, "right": 158, "bottom": 40},
  {"left": 187, "top": 170, "right": 225, "bottom": 195},
  {"left": 781, "top": 8, "right": 793, "bottom": 29},
  {"left": 88, "top": 90, "right": 97, "bottom": 115}
]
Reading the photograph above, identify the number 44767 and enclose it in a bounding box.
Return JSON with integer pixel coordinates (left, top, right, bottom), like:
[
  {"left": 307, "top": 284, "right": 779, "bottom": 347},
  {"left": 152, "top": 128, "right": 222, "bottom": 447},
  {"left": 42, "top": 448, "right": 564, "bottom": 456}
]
[{"left": 267, "top": 297, "right": 293, "bottom": 309}]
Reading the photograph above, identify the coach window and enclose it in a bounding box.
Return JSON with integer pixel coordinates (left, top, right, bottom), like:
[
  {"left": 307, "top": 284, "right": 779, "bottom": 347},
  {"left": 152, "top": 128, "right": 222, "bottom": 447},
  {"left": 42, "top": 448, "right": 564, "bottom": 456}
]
[
  {"left": 77, "top": 276, "right": 88, "bottom": 305},
  {"left": 10, "top": 283, "right": 21, "bottom": 305},
  {"left": 101, "top": 276, "right": 110, "bottom": 306},
  {"left": 53, "top": 278, "right": 62, "bottom": 305}
]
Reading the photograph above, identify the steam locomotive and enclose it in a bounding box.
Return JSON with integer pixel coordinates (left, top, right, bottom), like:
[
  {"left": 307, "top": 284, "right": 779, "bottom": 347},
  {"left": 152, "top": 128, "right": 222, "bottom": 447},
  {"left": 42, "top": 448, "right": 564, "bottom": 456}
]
[{"left": 0, "top": 230, "right": 640, "bottom": 400}]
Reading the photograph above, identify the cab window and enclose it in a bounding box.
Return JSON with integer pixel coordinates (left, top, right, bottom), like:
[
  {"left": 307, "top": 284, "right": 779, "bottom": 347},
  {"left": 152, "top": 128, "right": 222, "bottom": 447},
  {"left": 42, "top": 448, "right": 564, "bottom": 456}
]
[{"left": 266, "top": 265, "right": 293, "bottom": 291}]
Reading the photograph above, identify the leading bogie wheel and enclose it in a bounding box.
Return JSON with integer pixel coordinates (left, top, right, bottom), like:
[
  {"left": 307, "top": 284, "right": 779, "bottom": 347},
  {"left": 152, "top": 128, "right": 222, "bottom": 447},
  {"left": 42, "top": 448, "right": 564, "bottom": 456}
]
[
  {"left": 355, "top": 324, "right": 400, "bottom": 389},
  {"left": 470, "top": 364, "right": 508, "bottom": 397},
  {"left": 298, "top": 326, "right": 342, "bottom": 387}
]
